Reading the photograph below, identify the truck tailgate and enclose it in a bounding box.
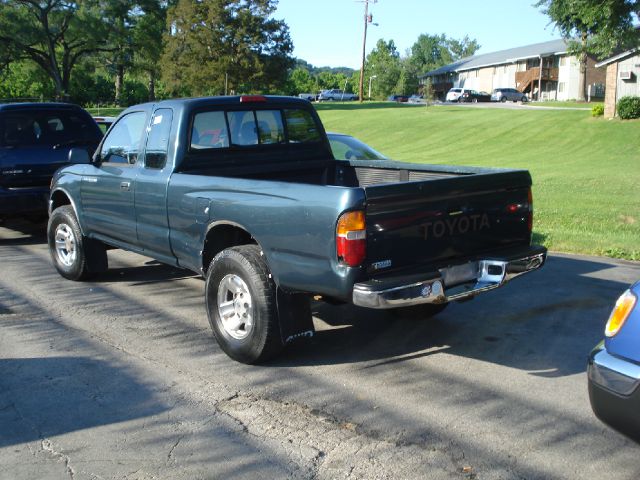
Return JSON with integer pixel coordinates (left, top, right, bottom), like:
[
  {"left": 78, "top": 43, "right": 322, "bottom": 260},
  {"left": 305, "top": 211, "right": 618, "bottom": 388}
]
[{"left": 363, "top": 169, "right": 533, "bottom": 273}]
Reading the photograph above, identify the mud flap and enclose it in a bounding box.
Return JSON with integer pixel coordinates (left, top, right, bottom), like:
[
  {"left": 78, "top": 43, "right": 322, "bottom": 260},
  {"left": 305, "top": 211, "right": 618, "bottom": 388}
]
[
  {"left": 276, "top": 288, "right": 315, "bottom": 345},
  {"left": 85, "top": 238, "right": 108, "bottom": 273}
]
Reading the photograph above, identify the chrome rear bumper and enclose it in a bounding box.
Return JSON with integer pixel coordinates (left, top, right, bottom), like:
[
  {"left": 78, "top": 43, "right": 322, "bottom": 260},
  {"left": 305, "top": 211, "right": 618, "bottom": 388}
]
[{"left": 352, "top": 250, "right": 546, "bottom": 309}]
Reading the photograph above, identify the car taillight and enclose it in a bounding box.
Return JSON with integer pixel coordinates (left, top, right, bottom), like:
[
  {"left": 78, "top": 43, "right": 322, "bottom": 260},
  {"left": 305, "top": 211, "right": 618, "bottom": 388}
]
[
  {"left": 605, "top": 289, "right": 637, "bottom": 337},
  {"left": 336, "top": 210, "right": 366, "bottom": 267}
]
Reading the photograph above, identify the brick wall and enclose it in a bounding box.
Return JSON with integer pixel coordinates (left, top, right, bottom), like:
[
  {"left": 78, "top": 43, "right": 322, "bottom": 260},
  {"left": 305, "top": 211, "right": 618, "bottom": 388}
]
[
  {"left": 604, "top": 63, "right": 618, "bottom": 118},
  {"left": 586, "top": 55, "right": 607, "bottom": 90}
]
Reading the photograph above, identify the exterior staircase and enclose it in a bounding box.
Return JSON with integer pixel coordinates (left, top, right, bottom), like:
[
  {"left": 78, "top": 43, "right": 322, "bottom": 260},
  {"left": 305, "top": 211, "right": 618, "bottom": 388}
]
[{"left": 515, "top": 67, "right": 559, "bottom": 93}]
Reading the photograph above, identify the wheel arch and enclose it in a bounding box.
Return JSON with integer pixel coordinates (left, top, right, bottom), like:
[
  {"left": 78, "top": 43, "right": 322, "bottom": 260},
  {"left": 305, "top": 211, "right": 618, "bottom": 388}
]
[
  {"left": 202, "top": 221, "right": 259, "bottom": 275},
  {"left": 50, "top": 188, "right": 83, "bottom": 233}
]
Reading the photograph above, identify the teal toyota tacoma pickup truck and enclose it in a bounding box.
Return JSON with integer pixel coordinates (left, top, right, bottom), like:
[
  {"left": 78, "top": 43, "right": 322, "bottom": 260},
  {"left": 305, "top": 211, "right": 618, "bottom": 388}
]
[{"left": 47, "top": 95, "right": 546, "bottom": 363}]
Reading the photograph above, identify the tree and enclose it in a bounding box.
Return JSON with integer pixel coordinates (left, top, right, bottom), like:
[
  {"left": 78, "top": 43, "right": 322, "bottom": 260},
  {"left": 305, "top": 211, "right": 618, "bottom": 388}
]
[
  {"left": 0, "top": 0, "right": 113, "bottom": 100},
  {"left": 409, "top": 33, "right": 480, "bottom": 77},
  {"left": 537, "top": 0, "right": 640, "bottom": 101},
  {"left": 132, "top": 1, "right": 168, "bottom": 100},
  {"left": 100, "top": 0, "right": 137, "bottom": 105},
  {"left": 365, "top": 39, "right": 402, "bottom": 99},
  {"left": 161, "top": 0, "right": 293, "bottom": 96},
  {"left": 287, "top": 67, "right": 316, "bottom": 95}
]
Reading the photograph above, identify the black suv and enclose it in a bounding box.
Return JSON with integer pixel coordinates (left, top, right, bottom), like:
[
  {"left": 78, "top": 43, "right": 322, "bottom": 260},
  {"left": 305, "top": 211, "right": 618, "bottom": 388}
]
[{"left": 0, "top": 103, "right": 102, "bottom": 221}]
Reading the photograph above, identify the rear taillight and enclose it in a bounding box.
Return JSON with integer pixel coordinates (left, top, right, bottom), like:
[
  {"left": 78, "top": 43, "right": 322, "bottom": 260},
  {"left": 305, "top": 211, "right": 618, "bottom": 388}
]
[{"left": 336, "top": 211, "right": 366, "bottom": 267}]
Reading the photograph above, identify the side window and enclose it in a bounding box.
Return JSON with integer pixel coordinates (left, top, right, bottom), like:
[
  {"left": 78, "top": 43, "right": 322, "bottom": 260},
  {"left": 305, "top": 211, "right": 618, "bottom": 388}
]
[
  {"left": 144, "top": 109, "right": 173, "bottom": 169},
  {"left": 100, "top": 112, "right": 146, "bottom": 164},
  {"left": 284, "top": 109, "right": 321, "bottom": 143},
  {"left": 192, "top": 111, "right": 229, "bottom": 149}
]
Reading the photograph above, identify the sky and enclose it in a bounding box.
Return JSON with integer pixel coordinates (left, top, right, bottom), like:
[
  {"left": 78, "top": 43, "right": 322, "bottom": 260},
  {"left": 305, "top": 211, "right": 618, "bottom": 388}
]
[{"left": 274, "top": 0, "right": 564, "bottom": 69}]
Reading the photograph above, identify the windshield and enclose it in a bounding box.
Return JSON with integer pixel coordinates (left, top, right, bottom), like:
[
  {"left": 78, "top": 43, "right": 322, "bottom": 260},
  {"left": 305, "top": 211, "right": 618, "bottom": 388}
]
[{"left": 328, "top": 134, "right": 387, "bottom": 161}]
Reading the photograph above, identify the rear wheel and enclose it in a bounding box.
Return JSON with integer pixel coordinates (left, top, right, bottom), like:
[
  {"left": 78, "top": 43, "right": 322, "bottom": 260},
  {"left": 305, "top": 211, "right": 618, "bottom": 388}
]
[
  {"left": 205, "top": 245, "right": 283, "bottom": 364},
  {"left": 47, "top": 205, "right": 107, "bottom": 281}
]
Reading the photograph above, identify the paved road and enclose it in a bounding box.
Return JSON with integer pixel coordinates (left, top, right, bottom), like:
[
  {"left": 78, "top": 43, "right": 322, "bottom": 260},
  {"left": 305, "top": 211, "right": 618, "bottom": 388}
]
[
  {"left": 436, "top": 101, "right": 591, "bottom": 110},
  {"left": 1, "top": 220, "right": 638, "bottom": 479}
]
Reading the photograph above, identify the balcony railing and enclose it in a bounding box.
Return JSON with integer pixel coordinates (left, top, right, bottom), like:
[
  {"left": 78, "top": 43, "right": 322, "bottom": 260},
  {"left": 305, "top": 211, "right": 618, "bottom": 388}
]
[{"left": 515, "top": 67, "right": 559, "bottom": 92}]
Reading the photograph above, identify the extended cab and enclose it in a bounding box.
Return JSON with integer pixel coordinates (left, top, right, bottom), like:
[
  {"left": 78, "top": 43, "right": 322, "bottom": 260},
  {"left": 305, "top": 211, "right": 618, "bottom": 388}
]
[
  {"left": 48, "top": 96, "right": 546, "bottom": 363},
  {"left": 0, "top": 103, "right": 102, "bottom": 221}
]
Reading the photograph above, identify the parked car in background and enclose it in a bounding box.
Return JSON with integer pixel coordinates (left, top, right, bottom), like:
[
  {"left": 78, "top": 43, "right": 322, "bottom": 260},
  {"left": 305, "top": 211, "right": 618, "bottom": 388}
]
[
  {"left": 92, "top": 116, "right": 116, "bottom": 133},
  {"left": 387, "top": 95, "right": 409, "bottom": 103},
  {"left": 445, "top": 88, "right": 467, "bottom": 102},
  {"left": 327, "top": 132, "right": 387, "bottom": 161},
  {"left": 491, "top": 88, "right": 527, "bottom": 103},
  {"left": 458, "top": 90, "right": 492, "bottom": 103},
  {"left": 588, "top": 281, "right": 640, "bottom": 443},
  {"left": 298, "top": 93, "right": 317, "bottom": 102},
  {"left": 0, "top": 102, "right": 102, "bottom": 221},
  {"left": 317, "top": 89, "right": 358, "bottom": 101},
  {"left": 407, "top": 94, "right": 424, "bottom": 103}
]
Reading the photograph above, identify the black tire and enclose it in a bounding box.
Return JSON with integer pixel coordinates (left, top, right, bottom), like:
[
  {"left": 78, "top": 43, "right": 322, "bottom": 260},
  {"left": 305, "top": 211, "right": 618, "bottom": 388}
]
[
  {"left": 521, "top": 96, "right": 527, "bottom": 103},
  {"left": 205, "top": 245, "right": 283, "bottom": 364},
  {"left": 47, "top": 205, "right": 107, "bottom": 281},
  {"left": 391, "top": 302, "right": 449, "bottom": 319},
  {"left": 472, "top": 98, "right": 478, "bottom": 103},
  {"left": 500, "top": 96, "right": 507, "bottom": 103}
]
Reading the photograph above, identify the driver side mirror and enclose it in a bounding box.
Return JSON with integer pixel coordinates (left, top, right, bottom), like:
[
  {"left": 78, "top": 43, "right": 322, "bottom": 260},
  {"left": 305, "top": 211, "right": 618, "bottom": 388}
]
[{"left": 68, "top": 148, "right": 91, "bottom": 165}]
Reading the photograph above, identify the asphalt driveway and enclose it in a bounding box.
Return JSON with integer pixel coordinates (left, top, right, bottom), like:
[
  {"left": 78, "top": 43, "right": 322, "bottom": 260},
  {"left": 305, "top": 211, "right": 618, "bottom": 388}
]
[{"left": 1, "top": 220, "right": 638, "bottom": 479}]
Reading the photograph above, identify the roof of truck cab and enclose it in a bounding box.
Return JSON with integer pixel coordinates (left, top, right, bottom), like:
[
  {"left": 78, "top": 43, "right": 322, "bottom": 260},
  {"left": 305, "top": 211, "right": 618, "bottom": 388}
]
[{"left": 121, "top": 96, "right": 312, "bottom": 115}]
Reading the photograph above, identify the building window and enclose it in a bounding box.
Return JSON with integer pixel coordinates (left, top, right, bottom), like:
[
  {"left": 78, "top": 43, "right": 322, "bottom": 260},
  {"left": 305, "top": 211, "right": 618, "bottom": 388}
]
[
  {"left": 558, "top": 82, "right": 565, "bottom": 93},
  {"left": 559, "top": 57, "right": 567, "bottom": 67}
]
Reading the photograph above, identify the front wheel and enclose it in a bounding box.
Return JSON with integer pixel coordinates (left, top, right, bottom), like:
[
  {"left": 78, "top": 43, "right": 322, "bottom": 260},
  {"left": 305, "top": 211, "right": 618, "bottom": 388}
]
[
  {"left": 521, "top": 96, "right": 527, "bottom": 102},
  {"left": 205, "top": 245, "right": 283, "bottom": 364},
  {"left": 47, "top": 205, "right": 107, "bottom": 281}
]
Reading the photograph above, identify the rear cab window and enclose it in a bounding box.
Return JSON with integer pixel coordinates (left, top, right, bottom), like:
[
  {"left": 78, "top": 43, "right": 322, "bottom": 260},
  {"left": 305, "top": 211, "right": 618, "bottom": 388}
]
[{"left": 190, "top": 107, "right": 320, "bottom": 150}]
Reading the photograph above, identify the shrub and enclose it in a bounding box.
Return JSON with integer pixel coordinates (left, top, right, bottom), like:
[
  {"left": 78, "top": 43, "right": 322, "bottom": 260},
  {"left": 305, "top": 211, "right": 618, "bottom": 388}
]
[
  {"left": 617, "top": 96, "right": 640, "bottom": 119},
  {"left": 591, "top": 104, "right": 604, "bottom": 117}
]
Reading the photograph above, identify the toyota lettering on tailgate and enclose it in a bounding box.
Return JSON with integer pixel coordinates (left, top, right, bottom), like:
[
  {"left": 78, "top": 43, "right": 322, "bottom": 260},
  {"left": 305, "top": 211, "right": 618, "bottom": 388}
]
[{"left": 422, "top": 213, "right": 490, "bottom": 240}]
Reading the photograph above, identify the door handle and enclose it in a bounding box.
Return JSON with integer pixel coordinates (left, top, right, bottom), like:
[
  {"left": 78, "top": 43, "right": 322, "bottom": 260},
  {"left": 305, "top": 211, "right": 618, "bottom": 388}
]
[{"left": 120, "top": 181, "right": 131, "bottom": 191}]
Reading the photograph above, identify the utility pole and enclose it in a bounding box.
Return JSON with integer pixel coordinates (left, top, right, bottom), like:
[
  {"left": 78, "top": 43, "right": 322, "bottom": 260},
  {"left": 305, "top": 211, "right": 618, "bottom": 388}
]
[{"left": 358, "top": 0, "right": 377, "bottom": 103}]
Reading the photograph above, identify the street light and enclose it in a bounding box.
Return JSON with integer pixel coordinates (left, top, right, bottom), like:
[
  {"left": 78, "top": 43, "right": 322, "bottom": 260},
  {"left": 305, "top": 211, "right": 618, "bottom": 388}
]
[{"left": 368, "top": 75, "right": 377, "bottom": 100}]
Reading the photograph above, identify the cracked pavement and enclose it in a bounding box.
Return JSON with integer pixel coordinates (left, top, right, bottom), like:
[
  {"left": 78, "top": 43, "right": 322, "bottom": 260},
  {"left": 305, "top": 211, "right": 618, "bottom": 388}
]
[{"left": 1, "top": 220, "right": 639, "bottom": 479}]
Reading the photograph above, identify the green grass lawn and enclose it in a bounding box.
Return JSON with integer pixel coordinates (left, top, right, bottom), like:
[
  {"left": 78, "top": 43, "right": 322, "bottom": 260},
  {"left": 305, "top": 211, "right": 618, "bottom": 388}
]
[
  {"left": 315, "top": 103, "right": 639, "bottom": 260},
  {"left": 86, "top": 107, "right": 123, "bottom": 117}
]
